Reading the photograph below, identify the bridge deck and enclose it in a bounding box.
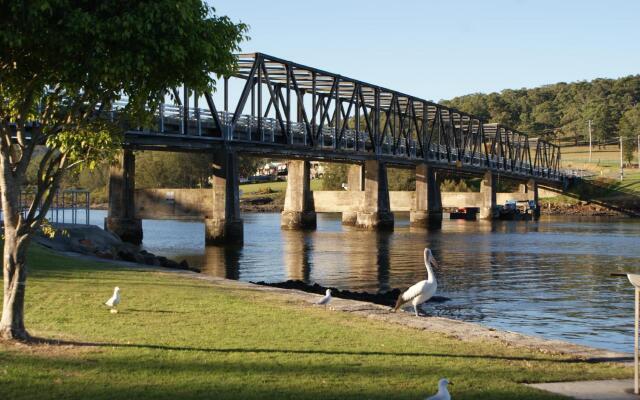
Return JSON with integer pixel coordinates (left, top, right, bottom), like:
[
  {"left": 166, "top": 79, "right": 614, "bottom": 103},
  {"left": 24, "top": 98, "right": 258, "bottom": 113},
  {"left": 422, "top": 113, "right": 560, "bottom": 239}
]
[{"left": 116, "top": 52, "right": 563, "bottom": 183}]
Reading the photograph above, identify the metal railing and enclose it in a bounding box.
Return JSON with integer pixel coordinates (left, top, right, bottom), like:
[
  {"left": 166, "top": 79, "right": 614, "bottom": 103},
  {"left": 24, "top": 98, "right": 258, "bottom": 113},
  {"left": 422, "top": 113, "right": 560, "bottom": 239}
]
[{"left": 0, "top": 189, "right": 91, "bottom": 226}]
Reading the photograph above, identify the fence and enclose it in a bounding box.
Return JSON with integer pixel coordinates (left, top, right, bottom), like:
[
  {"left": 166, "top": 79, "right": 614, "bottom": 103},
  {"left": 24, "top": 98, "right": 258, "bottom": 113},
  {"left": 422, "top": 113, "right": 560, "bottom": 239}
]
[{"left": 0, "top": 189, "right": 91, "bottom": 225}]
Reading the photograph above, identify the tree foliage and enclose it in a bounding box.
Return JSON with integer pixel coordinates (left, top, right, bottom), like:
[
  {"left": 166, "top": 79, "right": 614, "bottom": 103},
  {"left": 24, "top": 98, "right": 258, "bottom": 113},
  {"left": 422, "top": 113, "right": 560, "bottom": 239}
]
[
  {"left": 442, "top": 75, "right": 640, "bottom": 143},
  {"left": 135, "top": 152, "right": 212, "bottom": 189},
  {"left": 321, "top": 163, "right": 349, "bottom": 190},
  {"left": 618, "top": 106, "right": 640, "bottom": 164},
  {"left": 0, "top": 0, "right": 247, "bottom": 340}
]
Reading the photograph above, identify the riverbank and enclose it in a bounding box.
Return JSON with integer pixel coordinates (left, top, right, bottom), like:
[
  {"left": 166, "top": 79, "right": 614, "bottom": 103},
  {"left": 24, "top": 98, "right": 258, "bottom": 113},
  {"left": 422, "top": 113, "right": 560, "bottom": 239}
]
[
  {"left": 539, "top": 200, "right": 628, "bottom": 217},
  {"left": 0, "top": 244, "right": 631, "bottom": 399},
  {"left": 92, "top": 196, "right": 638, "bottom": 217}
]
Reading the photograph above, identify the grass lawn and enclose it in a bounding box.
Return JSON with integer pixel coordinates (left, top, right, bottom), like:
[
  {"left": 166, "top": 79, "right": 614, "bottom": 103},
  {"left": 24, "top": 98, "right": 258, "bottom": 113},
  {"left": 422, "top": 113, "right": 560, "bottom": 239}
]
[
  {"left": 240, "top": 179, "right": 324, "bottom": 195},
  {"left": 0, "top": 245, "right": 630, "bottom": 400}
]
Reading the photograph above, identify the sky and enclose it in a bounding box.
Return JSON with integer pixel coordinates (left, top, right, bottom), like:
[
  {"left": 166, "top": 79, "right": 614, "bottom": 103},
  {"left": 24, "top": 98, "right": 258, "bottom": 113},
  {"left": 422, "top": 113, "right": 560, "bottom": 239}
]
[{"left": 208, "top": 0, "right": 640, "bottom": 102}]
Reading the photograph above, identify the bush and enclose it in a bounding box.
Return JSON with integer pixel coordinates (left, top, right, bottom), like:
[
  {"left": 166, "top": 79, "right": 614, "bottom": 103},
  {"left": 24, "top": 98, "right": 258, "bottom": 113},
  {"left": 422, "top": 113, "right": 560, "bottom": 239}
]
[
  {"left": 322, "top": 163, "right": 349, "bottom": 190},
  {"left": 440, "top": 178, "right": 473, "bottom": 192}
]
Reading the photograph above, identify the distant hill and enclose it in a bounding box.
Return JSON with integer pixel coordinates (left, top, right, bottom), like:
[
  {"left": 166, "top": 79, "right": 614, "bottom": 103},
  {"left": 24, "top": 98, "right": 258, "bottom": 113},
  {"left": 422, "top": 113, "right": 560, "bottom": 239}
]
[{"left": 441, "top": 75, "right": 640, "bottom": 144}]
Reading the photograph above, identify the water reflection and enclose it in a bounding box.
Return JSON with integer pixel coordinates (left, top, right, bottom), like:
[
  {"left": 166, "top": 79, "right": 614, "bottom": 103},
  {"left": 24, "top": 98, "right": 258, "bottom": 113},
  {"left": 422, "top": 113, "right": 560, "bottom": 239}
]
[
  {"left": 201, "top": 245, "right": 241, "bottom": 280},
  {"left": 281, "top": 230, "right": 311, "bottom": 282},
  {"left": 84, "top": 210, "right": 640, "bottom": 352}
]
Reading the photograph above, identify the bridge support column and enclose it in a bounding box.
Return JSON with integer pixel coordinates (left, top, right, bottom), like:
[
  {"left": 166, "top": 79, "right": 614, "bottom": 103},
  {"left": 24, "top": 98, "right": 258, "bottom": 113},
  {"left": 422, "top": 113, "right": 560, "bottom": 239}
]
[
  {"left": 105, "top": 149, "right": 143, "bottom": 244},
  {"left": 356, "top": 160, "right": 394, "bottom": 230},
  {"left": 527, "top": 179, "right": 540, "bottom": 220},
  {"left": 205, "top": 149, "right": 243, "bottom": 245},
  {"left": 281, "top": 160, "right": 317, "bottom": 230},
  {"left": 342, "top": 164, "right": 364, "bottom": 225},
  {"left": 410, "top": 164, "right": 442, "bottom": 229},
  {"left": 479, "top": 171, "right": 497, "bottom": 220}
]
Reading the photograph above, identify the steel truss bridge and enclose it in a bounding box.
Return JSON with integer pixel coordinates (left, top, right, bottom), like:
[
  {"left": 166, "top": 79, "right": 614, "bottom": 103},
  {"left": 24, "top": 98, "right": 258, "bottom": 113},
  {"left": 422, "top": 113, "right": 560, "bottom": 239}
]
[{"left": 123, "top": 53, "right": 563, "bottom": 184}]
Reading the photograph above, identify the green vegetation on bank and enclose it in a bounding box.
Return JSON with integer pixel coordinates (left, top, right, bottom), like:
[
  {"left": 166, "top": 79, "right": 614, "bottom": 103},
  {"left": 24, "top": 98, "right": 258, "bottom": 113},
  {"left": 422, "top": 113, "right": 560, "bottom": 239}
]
[
  {"left": 442, "top": 75, "right": 640, "bottom": 147},
  {"left": 0, "top": 245, "right": 629, "bottom": 399}
]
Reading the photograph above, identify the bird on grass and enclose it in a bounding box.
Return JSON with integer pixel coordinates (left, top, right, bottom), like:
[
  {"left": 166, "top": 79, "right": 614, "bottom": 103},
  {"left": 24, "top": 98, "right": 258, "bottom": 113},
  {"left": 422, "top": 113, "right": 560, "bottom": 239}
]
[
  {"left": 425, "top": 378, "right": 452, "bottom": 400},
  {"left": 393, "top": 248, "right": 439, "bottom": 317},
  {"left": 105, "top": 287, "right": 121, "bottom": 313},
  {"left": 315, "top": 289, "right": 332, "bottom": 308}
]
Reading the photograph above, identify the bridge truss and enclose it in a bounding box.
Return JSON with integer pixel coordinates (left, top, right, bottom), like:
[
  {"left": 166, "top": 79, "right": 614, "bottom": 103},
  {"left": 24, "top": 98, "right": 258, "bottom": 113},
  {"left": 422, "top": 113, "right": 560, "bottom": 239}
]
[{"left": 123, "top": 53, "right": 563, "bottom": 182}]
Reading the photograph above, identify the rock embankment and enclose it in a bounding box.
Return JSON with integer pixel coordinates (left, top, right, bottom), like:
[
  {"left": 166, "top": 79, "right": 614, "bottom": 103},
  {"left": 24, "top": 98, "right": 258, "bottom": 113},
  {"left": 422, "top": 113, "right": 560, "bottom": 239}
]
[
  {"left": 240, "top": 194, "right": 284, "bottom": 212},
  {"left": 252, "top": 279, "right": 450, "bottom": 307},
  {"left": 540, "top": 200, "right": 635, "bottom": 217},
  {"left": 34, "top": 224, "right": 199, "bottom": 273}
]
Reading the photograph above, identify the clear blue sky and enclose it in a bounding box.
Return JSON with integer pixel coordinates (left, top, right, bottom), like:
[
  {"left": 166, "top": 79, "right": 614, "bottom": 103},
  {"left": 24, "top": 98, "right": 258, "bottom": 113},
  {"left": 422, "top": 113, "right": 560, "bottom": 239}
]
[{"left": 209, "top": 0, "right": 640, "bottom": 102}]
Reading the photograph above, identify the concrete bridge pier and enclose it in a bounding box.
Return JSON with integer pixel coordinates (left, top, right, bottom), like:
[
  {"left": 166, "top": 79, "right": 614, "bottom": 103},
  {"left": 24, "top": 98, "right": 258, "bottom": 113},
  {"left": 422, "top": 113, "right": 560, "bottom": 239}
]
[
  {"left": 527, "top": 179, "right": 540, "bottom": 220},
  {"left": 342, "top": 164, "right": 364, "bottom": 225},
  {"left": 204, "top": 149, "right": 243, "bottom": 245},
  {"left": 356, "top": 160, "right": 394, "bottom": 230},
  {"left": 105, "top": 149, "right": 143, "bottom": 244},
  {"left": 281, "top": 160, "right": 317, "bottom": 230},
  {"left": 479, "top": 171, "right": 497, "bottom": 220},
  {"left": 410, "top": 164, "right": 442, "bottom": 229}
]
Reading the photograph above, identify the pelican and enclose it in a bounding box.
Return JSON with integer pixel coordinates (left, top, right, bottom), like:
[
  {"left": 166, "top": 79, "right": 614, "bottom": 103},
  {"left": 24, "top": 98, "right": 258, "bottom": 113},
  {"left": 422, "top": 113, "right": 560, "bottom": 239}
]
[
  {"left": 105, "top": 287, "right": 121, "bottom": 313},
  {"left": 425, "top": 378, "right": 452, "bottom": 400},
  {"left": 394, "top": 248, "right": 439, "bottom": 317},
  {"left": 316, "top": 289, "right": 332, "bottom": 307}
]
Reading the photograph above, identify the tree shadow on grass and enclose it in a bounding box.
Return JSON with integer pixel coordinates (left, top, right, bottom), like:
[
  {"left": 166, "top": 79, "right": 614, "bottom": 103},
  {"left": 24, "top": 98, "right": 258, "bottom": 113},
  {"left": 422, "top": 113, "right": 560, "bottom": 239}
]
[{"left": 27, "top": 336, "right": 629, "bottom": 364}]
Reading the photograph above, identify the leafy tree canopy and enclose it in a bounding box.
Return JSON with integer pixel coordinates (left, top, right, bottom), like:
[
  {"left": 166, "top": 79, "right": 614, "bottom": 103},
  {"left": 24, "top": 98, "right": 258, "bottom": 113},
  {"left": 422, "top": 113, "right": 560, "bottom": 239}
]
[
  {"left": 618, "top": 105, "right": 640, "bottom": 163},
  {"left": 0, "top": 0, "right": 247, "bottom": 340},
  {"left": 442, "top": 75, "right": 640, "bottom": 143}
]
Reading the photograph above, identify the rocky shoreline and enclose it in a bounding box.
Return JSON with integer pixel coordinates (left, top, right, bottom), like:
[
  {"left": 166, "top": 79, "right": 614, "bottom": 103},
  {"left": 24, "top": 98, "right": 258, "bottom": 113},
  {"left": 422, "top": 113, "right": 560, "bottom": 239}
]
[
  {"left": 539, "top": 201, "right": 635, "bottom": 217},
  {"left": 34, "top": 224, "right": 200, "bottom": 273},
  {"left": 252, "top": 279, "right": 450, "bottom": 307}
]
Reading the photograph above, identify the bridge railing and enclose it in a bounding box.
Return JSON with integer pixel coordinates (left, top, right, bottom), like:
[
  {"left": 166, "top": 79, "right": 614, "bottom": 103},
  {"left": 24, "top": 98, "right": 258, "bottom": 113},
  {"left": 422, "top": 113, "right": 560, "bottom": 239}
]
[
  {"left": 110, "top": 52, "right": 565, "bottom": 182},
  {"left": 121, "top": 104, "right": 563, "bottom": 180}
]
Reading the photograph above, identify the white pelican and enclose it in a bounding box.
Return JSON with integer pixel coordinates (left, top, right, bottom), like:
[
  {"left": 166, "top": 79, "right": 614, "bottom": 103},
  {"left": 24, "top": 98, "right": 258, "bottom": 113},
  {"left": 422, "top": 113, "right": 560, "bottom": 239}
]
[
  {"left": 425, "top": 378, "right": 452, "bottom": 400},
  {"left": 394, "top": 248, "right": 439, "bottom": 317},
  {"left": 105, "top": 287, "right": 121, "bottom": 313},
  {"left": 316, "top": 289, "right": 332, "bottom": 307}
]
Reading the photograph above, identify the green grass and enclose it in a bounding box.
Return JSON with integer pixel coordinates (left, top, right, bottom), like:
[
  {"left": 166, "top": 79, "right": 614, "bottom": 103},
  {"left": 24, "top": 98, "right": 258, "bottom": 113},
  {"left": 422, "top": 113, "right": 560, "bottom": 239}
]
[
  {"left": 240, "top": 179, "right": 324, "bottom": 195},
  {"left": 0, "top": 245, "right": 630, "bottom": 399}
]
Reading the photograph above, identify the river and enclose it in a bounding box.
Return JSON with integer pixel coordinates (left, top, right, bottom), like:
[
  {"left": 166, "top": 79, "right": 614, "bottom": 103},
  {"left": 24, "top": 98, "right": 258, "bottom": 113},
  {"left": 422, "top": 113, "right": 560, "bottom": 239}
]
[{"left": 84, "top": 210, "right": 640, "bottom": 353}]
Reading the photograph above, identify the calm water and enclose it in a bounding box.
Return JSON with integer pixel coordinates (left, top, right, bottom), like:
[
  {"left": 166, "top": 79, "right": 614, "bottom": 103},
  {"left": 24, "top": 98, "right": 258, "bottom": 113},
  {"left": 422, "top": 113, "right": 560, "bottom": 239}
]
[{"left": 86, "top": 210, "right": 640, "bottom": 353}]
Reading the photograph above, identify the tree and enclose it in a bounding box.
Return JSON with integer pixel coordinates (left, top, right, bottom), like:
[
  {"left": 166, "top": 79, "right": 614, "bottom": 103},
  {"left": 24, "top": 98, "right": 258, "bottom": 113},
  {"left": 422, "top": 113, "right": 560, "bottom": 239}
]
[
  {"left": 322, "top": 162, "right": 348, "bottom": 190},
  {"left": 444, "top": 75, "right": 640, "bottom": 143},
  {"left": 618, "top": 106, "right": 640, "bottom": 164},
  {"left": 238, "top": 156, "right": 266, "bottom": 179},
  {"left": 0, "top": 1, "right": 247, "bottom": 340},
  {"left": 135, "top": 151, "right": 213, "bottom": 189}
]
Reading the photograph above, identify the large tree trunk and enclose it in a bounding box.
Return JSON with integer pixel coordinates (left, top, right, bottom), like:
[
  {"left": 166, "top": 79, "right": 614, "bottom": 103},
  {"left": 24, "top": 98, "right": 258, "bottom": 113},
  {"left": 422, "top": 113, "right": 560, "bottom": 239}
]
[
  {"left": 0, "top": 229, "right": 30, "bottom": 340},
  {"left": 0, "top": 149, "right": 32, "bottom": 341}
]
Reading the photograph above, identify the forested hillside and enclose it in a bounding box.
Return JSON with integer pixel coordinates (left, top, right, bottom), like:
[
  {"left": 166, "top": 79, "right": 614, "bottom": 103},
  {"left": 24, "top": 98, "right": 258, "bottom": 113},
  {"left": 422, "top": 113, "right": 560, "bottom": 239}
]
[{"left": 441, "top": 75, "right": 640, "bottom": 146}]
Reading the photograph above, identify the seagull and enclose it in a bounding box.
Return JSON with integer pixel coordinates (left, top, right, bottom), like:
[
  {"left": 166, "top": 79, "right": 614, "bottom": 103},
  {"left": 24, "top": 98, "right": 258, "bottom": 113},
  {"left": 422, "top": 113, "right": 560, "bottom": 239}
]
[
  {"left": 315, "top": 289, "right": 332, "bottom": 307},
  {"left": 394, "top": 248, "right": 439, "bottom": 317},
  {"left": 105, "top": 287, "right": 121, "bottom": 313},
  {"left": 425, "top": 378, "right": 452, "bottom": 400}
]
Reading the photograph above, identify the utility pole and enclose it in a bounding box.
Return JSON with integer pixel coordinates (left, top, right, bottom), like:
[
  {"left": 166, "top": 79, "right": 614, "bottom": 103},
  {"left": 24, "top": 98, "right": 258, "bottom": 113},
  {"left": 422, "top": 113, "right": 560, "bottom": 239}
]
[
  {"left": 589, "top": 120, "right": 591, "bottom": 162},
  {"left": 620, "top": 136, "right": 624, "bottom": 181}
]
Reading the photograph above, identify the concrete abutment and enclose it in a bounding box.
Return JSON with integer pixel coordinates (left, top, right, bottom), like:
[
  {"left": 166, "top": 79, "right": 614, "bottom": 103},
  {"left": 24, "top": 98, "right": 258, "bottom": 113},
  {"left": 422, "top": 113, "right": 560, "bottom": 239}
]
[
  {"left": 205, "top": 149, "right": 243, "bottom": 245},
  {"left": 479, "top": 171, "right": 498, "bottom": 220},
  {"left": 341, "top": 164, "right": 365, "bottom": 226},
  {"left": 281, "top": 160, "right": 317, "bottom": 230},
  {"left": 527, "top": 178, "right": 540, "bottom": 220},
  {"left": 410, "top": 164, "right": 442, "bottom": 229},
  {"left": 355, "top": 160, "right": 394, "bottom": 230},
  {"left": 106, "top": 149, "right": 143, "bottom": 244}
]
